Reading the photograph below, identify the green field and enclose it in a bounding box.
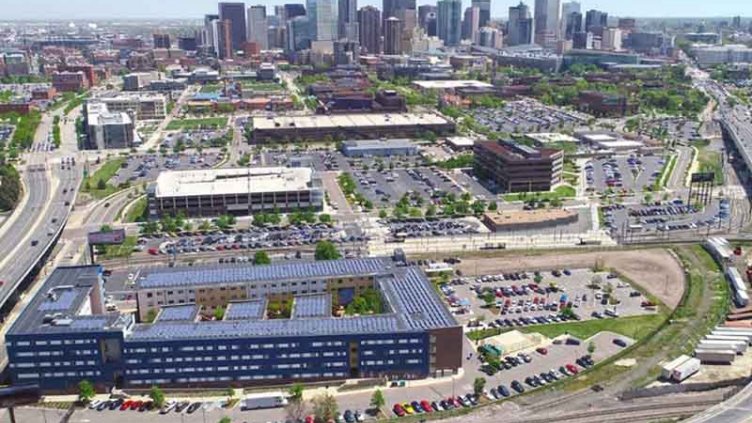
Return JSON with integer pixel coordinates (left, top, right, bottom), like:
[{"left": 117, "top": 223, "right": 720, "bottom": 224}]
[
  {"left": 240, "top": 81, "right": 283, "bottom": 91},
  {"left": 81, "top": 158, "right": 125, "bottom": 199},
  {"left": 520, "top": 314, "right": 664, "bottom": 341},
  {"left": 166, "top": 117, "right": 227, "bottom": 130},
  {"left": 99, "top": 236, "right": 137, "bottom": 259},
  {"left": 124, "top": 196, "right": 148, "bottom": 223},
  {"left": 503, "top": 185, "right": 576, "bottom": 202}
]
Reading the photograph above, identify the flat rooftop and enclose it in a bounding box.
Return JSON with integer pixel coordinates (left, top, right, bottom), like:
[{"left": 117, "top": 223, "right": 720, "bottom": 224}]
[
  {"left": 8, "top": 266, "right": 130, "bottom": 336},
  {"left": 525, "top": 133, "right": 579, "bottom": 144},
  {"left": 252, "top": 113, "right": 451, "bottom": 131},
  {"left": 342, "top": 138, "right": 416, "bottom": 150},
  {"left": 483, "top": 209, "right": 578, "bottom": 226},
  {"left": 412, "top": 80, "right": 494, "bottom": 90},
  {"left": 153, "top": 167, "right": 316, "bottom": 198}
]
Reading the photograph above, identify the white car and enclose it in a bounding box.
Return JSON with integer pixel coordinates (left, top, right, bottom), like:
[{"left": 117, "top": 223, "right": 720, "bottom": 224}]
[{"left": 88, "top": 400, "right": 103, "bottom": 409}]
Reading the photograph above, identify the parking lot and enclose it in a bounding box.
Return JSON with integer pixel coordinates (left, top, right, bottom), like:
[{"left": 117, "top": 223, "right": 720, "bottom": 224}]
[
  {"left": 110, "top": 152, "right": 223, "bottom": 186},
  {"left": 602, "top": 198, "right": 728, "bottom": 236},
  {"left": 473, "top": 100, "right": 590, "bottom": 134},
  {"left": 387, "top": 218, "right": 483, "bottom": 240},
  {"left": 161, "top": 129, "right": 232, "bottom": 150},
  {"left": 441, "top": 268, "right": 655, "bottom": 328},
  {"left": 585, "top": 154, "right": 667, "bottom": 193}
]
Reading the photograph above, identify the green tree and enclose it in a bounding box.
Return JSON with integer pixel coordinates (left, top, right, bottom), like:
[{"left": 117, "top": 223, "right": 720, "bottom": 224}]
[
  {"left": 311, "top": 392, "right": 338, "bottom": 423},
  {"left": 370, "top": 389, "right": 385, "bottom": 413},
  {"left": 318, "top": 213, "right": 332, "bottom": 224},
  {"left": 149, "top": 386, "right": 165, "bottom": 408},
  {"left": 214, "top": 306, "right": 226, "bottom": 320},
  {"left": 78, "top": 380, "right": 95, "bottom": 403},
  {"left": 99, "top": 224, "right": 113, "bottom": 233},
  {"left": 218, "top": 417, "right": 232, "bottom": 423},
  {"left": 254, "top": 250, "right": 271, "bottom": 265},
  {"left": 473, "top": 377, "right": 486, "bottom": 396},
  {"left": 144, "top": 309, "right": 158, "bottom": 323},
  {"left": 315, "top": 241, "right": 341, "bottom": 261},
  {"left": 488, "top": 201, "right": 498, "bottom": 211},
  {"left": 286, "top": 383, "right": 307, "bottom": 421},
  {"left": 96, "top": 179, "right": 107, "bottom": 190},
  {"left": 379, "top": 209, "right": 388, "bottom": 219},
  {"left": 588, "top": 342, "right": 596, "bottom": 355}
]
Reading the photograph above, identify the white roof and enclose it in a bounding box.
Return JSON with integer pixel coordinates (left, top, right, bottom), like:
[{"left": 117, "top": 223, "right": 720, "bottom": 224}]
[
  {"left": 154, "top": 167, "right": 315, "bottom": 198},
  {"left": 446, "top": 136, "right": 475, "bottom": 147},
  {"left": 597, "top": 140, "right": 643, "bottom": 148},
  {"left": 252, "top": 113, "right": 450, "bottom": 131},
  {"left": 412, "top": 80, "right": 494, "bottom": 90},
  {"left": 525, "top": 133, "right": 579, "bottom": 144},
  {"left": 581, "top": 133, "right": 617, "bottom": 142}
]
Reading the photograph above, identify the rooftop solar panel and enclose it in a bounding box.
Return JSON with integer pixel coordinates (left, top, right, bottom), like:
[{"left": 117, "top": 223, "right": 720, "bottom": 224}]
[
  {"left": 158, "top": 305, "right": 199, "bottom": 322},
  {"left": 225, "top": 300, "right": 266, "bottom": 321},
  {"left": 37, "top": 288, "right": 82, "bottom": 312},
  {"left": 293, "top": 293, "right": 330, "bottom": 318}
]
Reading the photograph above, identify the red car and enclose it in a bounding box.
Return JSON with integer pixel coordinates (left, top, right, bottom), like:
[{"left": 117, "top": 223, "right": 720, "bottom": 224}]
[
  {"left": 420, "top": 400, "right": 433, "bottom": 413},
  {"left": 120, "top": 400, "right": 132, "bottom": 411},
  {"left": 393, "top": 403, "right": 406, "bottom": 417},
  {"left": 566, "top": 364, "right": 579, "bottom": 374},
  {"left": 536, "top": 347, "right": 548, "bottom": 355},
  {"left": 130, "top": 400, "right": 143, "bottom": 410},
  {"left": 305, "top": 416, "right": 315, "bottom": 423},
  {"left": 451, "top": 397, "right": 462, "bottom": 408}
]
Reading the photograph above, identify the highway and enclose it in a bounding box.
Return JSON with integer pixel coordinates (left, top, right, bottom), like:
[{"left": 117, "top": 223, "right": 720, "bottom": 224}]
[{"left": 0, "top": 109, "right": 82, "bottom": 312}]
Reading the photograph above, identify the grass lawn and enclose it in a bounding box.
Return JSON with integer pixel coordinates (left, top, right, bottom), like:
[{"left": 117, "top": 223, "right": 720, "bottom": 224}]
[
  {"left": 520, "top": 314, "right": 665, "bottom": 341},
  {"left": 124, "top": 196, "right": 148, "bottom": 223},
  {"left": 199, "top": 84, "right": 221, "bottom": 93},
  {"left": 656, "top": 154, "right": 677, "bottom": 188},
  {"left": 239, "top": 81, "right": 283, "bottom": 91},
  {"left": 503, "top": 185, "right": 577, "bottom": 202},
  {"left": 697, "top": 149, "right": 724, "bottom": 185},
  {"left": 166, "top": 117, "right": 227, "bottom": 130},
  {"left": 98, "top": 236, "right": 137, "bottom": 259},
  {"left": 81, "top": 158, "right": 125, "bottom": 199}
]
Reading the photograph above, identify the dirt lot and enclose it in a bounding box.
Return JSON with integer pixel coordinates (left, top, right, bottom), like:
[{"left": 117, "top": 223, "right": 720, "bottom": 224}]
[{"left": 456, "top": 249, "right": 685, "bottom": 310}]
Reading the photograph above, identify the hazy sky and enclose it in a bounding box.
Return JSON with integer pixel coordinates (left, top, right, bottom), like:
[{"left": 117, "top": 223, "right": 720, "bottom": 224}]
[{"left": 1, "top": 0, "right": 751, "bottom": 20}]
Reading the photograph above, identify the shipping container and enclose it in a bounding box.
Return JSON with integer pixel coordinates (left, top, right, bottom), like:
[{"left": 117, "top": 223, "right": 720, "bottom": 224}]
[
  {"left": 711, "top": 330, "right": 752, "bottom": 344},
  {"left": 694, "top": 349, "right": 736, "bottom": 364},
  {"left": 671, "top": 357, "right": 701, "bottom": 382},
  {"left": 241, "top": 392, "right": 288, "bottom": 410},
  {"left": 706, "top": 334, "right": 752, "bottom": 346},
  {"left": 696, "top": 340, "right": 747, "bottom": 354},
  {"left": 661, "top": 355, "right": 691, "bottom": 380}
]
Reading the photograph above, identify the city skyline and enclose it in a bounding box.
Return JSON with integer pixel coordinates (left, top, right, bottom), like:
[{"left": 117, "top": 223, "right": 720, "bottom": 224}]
[{"left": 1, "top": 0, "right": 751, "bottom": 21}]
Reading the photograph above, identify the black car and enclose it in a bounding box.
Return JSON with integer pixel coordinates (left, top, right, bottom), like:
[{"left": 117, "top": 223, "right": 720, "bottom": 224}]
[
  {"left": 525, "top": 376, "right": 536, "bottom": 387},
  {"left": 174, "top": 401, "right": 190, "bottom": 412},
  {"left": 613, "top": 338, "right": 628, "bottom": 348},
  {"left": 108, "top": 399, "right": 123, "bottom": 410},
  {"left": 96, "top": 401, "right": 110, "bottom": 411},
  {"left": 497, "top": 385, "right": 511, "bottom": 397},
  {"left": 186, "top": 402, "right": 202, "bottom": 414},
  {"left": 511, "top": 380, "right": 525, "bottom": 393},
  {"left": 343, "top": 409, "right": 355, "bottom": 423}
]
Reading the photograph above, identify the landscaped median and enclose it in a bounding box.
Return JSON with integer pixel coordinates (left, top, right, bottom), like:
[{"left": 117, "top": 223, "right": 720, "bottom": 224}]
[
  {"left": 80, "top": 157, "right": 126, "bottom": 199},
  {"left": 503, "top": 185, "right": 577, "bottom": 203},
  {"left": 166, "top": 117, "right": 228, "bottom": 131}
]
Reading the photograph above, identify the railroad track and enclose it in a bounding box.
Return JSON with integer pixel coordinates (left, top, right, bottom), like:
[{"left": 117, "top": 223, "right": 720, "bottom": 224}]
[{"left": 509, "top": 398, "right": 720, "bottom": 423}]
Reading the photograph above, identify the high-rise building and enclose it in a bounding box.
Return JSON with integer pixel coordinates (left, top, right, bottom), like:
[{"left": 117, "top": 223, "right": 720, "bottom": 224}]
[
  {"left": 601, "top": 27, "right": 622, "bottom": 51},
  {"left": 562, "top": 1, "right": 580, "bottom": 16},
  {"left": 216, "top": 19, "right": 234, "bottom": 59},
  {"left": 618, "top": 18, "right": 636, "bottom": 32},
  {"left": 507, "top": 2, "right": 533, "bottom": 46},
  {"left": 384, "top": 16, "right": 403, "bottom": 54},
  {"left": 247, "top": 5, "right": 269, "bottom": 51},
  {"left": 585, "top": 9, "right": 608, "bottom": 34},
  {"left": 733, "top": 16, "right": 742, "bottom": 29},
  {"left": 478, "top": 26, "right": 503, "bottom": 48},
  {"left": 202, "top": 14, "right": 220, "bottom": 52},
  {"left": 534, "top": 0, "right": 561, "bottom": 47},
  {"left": 218, "top": 2, "right": 248, "bottom": 52},
  {"left": 437, "top": 0, "right": 462, "bottom": 47},
  {"left": 462, "top": 6, "right": 480, "bottom": 43},
  {"left": 275, "top": 5, "right": 287, "bottom": 22},
  {"left": 572, "top": 31, "right": 592, "bottom": 49},
  {"left": 307, "top": 0, "right": 337, "bottom": 41},
  {"left": 153, "top": 33, "right": 171, "bottom": 49},
  {"left": 287, "top": 16, "right": 311, "bottom": 51},
  {"left": 285, "top": 4, "right": 307, "bottom": 19},
  {"left": 564, "top": 12, "right": 582, "bottom": 40},
  {"left": 383, "top": 0, "right": 416, "bottom": 54},
  {"left": 418, "top": 5, "right": 438, "bottom": 36},
  {"left": 471, "top": 0, "right": 491, "bottom": 28},
  {"left": 358, "top": 6, "right": 381, "bottom": 54},
  {"left": 338, "top": 0, "right": 359, "bottom": 41}
]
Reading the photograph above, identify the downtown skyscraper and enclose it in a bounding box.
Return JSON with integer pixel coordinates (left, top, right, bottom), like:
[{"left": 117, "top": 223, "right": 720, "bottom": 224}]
[
  {"left": 471, "top": 0, "right": 490, "bottom": 28},
  {"left": 534, "top": 0, "right": 561, "bottom": 47},
  {"left": 437, "top": 0, "right": 462, "bottom": 47},
  {"left": 358, "top": 6, "right": 381, "bottom": 54},
  {"left": 338, "top": 0, "right": 359, "bottom": 41},
  {"left": 307, "top": 0, "right": 337, "bottom": 41},
  {"left": 507, "top": 2, "right": 533, "bottom": 46},
  {"left": 247, "top": 5, "right": 269, "bottom": 50},
  {"left": 218, "top": 2, "right": 247, "bottom": 52}
]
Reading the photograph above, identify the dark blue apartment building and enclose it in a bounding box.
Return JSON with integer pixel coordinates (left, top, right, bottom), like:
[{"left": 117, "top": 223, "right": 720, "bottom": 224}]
[{"left": 6, "top": 258, "right": 462, "bottom": 392}]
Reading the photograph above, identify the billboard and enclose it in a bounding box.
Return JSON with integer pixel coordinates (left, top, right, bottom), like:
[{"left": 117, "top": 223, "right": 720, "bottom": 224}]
[{"left": 87, "top": 229, "right": 126, "bottom": 245}]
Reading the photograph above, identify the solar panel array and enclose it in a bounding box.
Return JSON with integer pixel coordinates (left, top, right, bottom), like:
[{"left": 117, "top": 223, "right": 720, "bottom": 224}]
[
  {"left": 69, "top": 316, "right": 111, "bottom": 329},
  {"left": 225, "top": 300, "right": 266, "bottom": 321},
  {"left": 380, "top": 268, "right": 457, "bottom": 330},
  {"left": 37, "top": 288, "right": 82, "bottom": 312},
  {"left": 293, "top": 293, "right": 330, "bottom": 318},
  {"left": 139, "top": 258, "right": 389, "bottom": 289},
  {"left": 158, "top": 305, "right": 199, "bottom": 322},
  {"left": 127, "top": 314, "right": 403, "bottom": 341}
]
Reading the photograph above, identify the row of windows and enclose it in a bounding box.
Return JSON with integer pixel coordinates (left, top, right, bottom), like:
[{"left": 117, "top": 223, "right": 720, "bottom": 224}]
[
  {"left": 12, "top": 339, "right": 95, "bottom": 347},
  {"left": 13, "top": 360, "right": 97, "bottom": 368},
  {"left": 15, "top": 349, "right": 96, "bottom": 357},
  {"left": 361, "top": 338, "right": 422, "bottom": 346},
  {"left": 17, "top": 370, "right": 101, "bottom": 379}
]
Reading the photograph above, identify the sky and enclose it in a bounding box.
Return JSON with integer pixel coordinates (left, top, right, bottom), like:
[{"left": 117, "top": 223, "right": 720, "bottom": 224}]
[{"left": 1, "top": 0, "right": 751, "bottom": 21}]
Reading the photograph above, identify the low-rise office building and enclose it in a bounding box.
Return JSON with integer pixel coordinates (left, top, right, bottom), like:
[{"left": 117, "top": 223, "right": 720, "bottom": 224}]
[
  {"left": 251, "top": 113, "right": 454, "bottom": 143},
  {"left": 92, "top": 93, "right": 167, "bottom": 120},
  {"left": 341, "top": 138, "right": 418, "bottom": 157},
  {"left": 7, "top": 258, "right": 462, "bottom": 392},
  {"left": 474, "top": 140, "right": 563, "bottom": 193},
  {"left": 147, "top": 167, "right": 324, "bottom": 219},
  {"left": 84, "top": 102, "right": 136, "bottom": 149}
]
